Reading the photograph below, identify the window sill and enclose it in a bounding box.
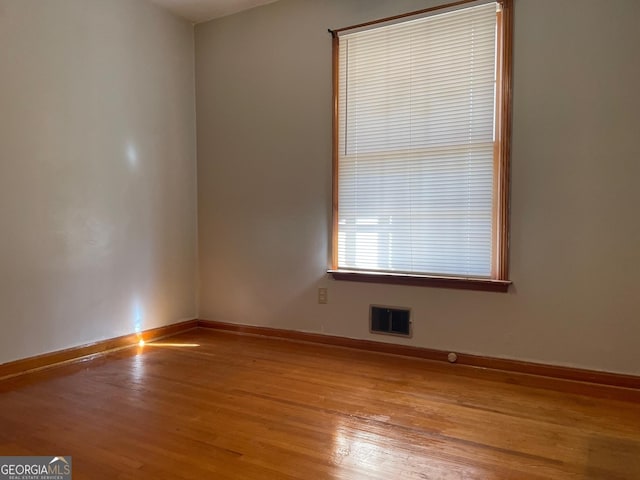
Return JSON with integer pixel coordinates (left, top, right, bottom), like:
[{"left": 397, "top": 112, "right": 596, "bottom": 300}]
[{"left": 328, "top": 269, "right": 511, "bottom": 293}]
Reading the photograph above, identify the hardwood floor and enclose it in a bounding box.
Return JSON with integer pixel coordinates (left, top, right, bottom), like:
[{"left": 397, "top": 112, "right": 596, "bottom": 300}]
[{"left": 1, "top": 329, "right": 639, "bottom": 479}]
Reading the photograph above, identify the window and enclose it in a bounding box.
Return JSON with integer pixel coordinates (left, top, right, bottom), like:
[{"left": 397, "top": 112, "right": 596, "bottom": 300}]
[{"left": 330, "top": 0, "right": 512, "bottom": 292}]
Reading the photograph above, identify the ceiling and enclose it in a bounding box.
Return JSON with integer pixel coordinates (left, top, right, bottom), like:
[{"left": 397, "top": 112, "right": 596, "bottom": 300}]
[{"left": 148, "top": 0, "right": 279, "bottom": 23}]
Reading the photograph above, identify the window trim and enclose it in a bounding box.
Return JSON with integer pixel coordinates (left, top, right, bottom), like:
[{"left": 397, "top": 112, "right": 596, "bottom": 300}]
[
  {"left": 330, "top": 0, "right": 513, "bottom": 291},
  {"left": 329, "top": 270, "right": 511, "bottom": 293}
]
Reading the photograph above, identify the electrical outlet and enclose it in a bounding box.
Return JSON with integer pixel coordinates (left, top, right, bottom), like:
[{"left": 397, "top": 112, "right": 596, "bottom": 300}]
[{"left": 318, "top": 287, "right": 328, "bottom": 304}]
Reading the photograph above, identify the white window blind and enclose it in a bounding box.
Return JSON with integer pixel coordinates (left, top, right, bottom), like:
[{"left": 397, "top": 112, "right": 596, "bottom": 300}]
[{"left": 337, "top": 2, "right": 498, "bottom": 278}]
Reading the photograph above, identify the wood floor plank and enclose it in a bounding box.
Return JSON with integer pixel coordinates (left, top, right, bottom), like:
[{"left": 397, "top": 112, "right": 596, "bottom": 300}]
[{"left": 0, "top": 328, "right": 639, "bottom": 479}]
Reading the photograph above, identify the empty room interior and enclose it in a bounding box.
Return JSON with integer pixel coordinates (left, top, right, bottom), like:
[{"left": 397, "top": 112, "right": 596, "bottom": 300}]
[{"left": 1, "top": 0, "right": 639, "bottom": 478}]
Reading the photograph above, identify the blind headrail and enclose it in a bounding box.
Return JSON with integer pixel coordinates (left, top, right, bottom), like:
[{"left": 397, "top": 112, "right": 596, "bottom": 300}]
[{"left": 329, "top": 0, "right": 499, "bottom": 37}]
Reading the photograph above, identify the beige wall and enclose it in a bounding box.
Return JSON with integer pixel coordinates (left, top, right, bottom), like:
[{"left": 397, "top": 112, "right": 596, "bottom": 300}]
[
  {"left": 196, "top": 0, "right": 640, "bottom": 375},
  {"left": 0, "top": 0, "right": 197, "bottom": 363},
  {"left": 2, "top": 0, "right": 637, "bottom": 375}
]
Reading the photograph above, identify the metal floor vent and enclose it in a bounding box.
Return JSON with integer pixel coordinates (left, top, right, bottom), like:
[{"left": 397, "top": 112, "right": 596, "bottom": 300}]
[{"left": 370, "top": 305, "right": 412, "bottom": 337}]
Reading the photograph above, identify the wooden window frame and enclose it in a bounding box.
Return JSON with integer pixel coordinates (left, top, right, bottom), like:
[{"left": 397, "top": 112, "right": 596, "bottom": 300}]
[{"left": 329, "top": 0, "right": 513, "bottom": 293}]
